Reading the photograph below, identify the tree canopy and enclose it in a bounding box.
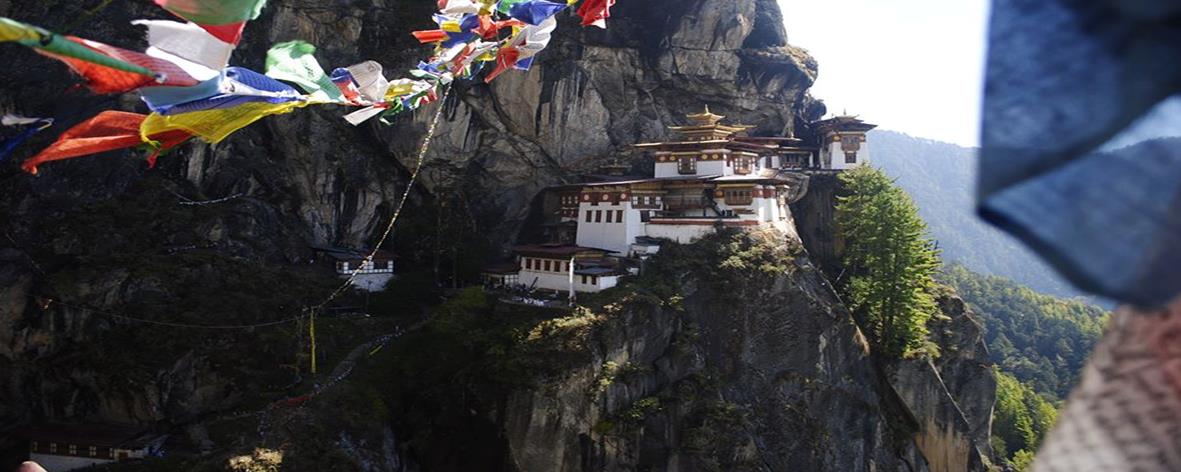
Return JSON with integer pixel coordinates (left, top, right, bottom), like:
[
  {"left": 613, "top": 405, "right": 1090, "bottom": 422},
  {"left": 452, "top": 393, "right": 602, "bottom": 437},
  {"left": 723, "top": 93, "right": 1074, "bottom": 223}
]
[
  {"left": 836, "top": 166, "right": 942, "bottom": 358},
  {"left": 938, "top": 264, "right": 1107, "bottom": 401}
]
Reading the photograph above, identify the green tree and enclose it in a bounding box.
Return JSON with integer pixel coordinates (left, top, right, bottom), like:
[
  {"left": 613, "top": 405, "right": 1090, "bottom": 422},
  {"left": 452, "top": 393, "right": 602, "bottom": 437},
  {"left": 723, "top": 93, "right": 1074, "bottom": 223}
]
[
  {"left": 836, "top": 166, "right": 942, "bottom": 358},
  {"left": 993, "top": 370, "right": 1058, "bottom": 470}
]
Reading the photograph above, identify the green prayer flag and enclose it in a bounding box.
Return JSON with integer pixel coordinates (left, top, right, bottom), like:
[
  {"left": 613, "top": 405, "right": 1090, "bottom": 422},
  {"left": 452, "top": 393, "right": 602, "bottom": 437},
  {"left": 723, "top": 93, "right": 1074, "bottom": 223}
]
[
  {"left": 265, "top": 40, "right": 343, "bottom": 102},
  {"left": 153, "top": 0, "right": 268, "bottom": 25}
]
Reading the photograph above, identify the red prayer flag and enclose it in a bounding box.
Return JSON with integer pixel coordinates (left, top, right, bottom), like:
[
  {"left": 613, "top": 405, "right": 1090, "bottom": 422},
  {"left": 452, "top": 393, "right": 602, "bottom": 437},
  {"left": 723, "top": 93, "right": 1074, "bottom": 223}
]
[
  {"left": 39, "top": 37, "right": 200, "bottom": 94},
  {"left": 484, "top": 46, "right": 520, "bottom": 83},
  {"left": 21, "top": 111, "right": 190, "bottom": 174},
  {"left": 412, "top": 29, "right": 450, "bottom": 44},
  {"left": 576, "top": 0, "right": 615, "bottom": 28},
  {"left": 197, "top": 22, "right": 246, "bottom": 44}
]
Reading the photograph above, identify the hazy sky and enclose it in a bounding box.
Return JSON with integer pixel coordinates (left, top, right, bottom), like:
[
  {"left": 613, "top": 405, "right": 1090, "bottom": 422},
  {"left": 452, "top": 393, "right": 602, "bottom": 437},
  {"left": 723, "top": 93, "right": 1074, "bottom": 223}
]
[{"left": 778, "top": 0, "right": 991, "bottom": 147}]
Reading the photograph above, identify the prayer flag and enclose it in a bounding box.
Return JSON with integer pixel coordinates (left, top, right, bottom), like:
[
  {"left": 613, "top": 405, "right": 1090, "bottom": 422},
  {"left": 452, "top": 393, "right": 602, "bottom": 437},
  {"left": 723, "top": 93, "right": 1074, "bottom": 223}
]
[
  {"left": 0, "top": 119, "right": 51, "bottom": 163},
  {"left": 330, "top": 68, "right": 365, "bottom": 104},
  {"left": 345, "top": 61, "right": 389, "bottom": 104},
  {"left": 265, "top": 40, "right": 343, "bottom": 102},
  {"left": 577, "top": 0, "right": 616, "bottom": 29},
  {"left": 438, "top": 0, "right": 481, "bottom": 15},
  {"left": 142, "top": 67, "right": 302, "bottom": 115},
  {"left": 0, "top": 16, "right": 43, "bottom": 42},
  {"left": 133, "top": 20, "right": 235, "bottom": 71},
  {"left": 1, "top": 18, "right": 156, "bottom": 79},
  {"left": 343, "top": 104, "right": 389, "bottom": 126},
  {"left": 508, "top": 0, "right": 568, "bottom": 25},
  {"left": 2, "top": 115, "right": 51, "bottom": 127},
  {"left": 152, "top": 0, "right": 266, "bottom": 31},
  {"left": 20, "top": 111, "right": 189, "bottom": 174},
  {"left": 38, "top": 36, "right": 200, "bottom": 94},
  {"left": 141, "top": 101, "right": 306, "bottom": 143}
]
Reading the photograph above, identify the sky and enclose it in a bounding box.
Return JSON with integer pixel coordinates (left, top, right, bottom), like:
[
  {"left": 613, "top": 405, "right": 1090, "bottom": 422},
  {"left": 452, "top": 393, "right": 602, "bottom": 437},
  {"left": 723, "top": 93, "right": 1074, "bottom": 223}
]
[{"left": 778, "top": 0, "right": 991, "bottom": 147}]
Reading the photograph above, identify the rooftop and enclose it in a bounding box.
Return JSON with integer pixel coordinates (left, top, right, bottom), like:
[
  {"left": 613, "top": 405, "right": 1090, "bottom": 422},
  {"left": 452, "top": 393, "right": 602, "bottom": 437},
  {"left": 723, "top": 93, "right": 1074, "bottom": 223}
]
[
  {"left": 513, "top": 244, "right": 615, "bottom": 258},
  {"left": 813, "top": 115, "right": 878, "bottom": 133}
]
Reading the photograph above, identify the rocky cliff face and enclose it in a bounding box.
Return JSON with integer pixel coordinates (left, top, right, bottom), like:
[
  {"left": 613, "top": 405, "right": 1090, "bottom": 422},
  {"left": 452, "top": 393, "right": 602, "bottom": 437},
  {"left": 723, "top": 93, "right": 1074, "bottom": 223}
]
[
  {"left": 496, "top": 230, "right": 931, "bottom": 471},
  {"left": 0, "top": 0, "right": 994, "bottom": 470}
]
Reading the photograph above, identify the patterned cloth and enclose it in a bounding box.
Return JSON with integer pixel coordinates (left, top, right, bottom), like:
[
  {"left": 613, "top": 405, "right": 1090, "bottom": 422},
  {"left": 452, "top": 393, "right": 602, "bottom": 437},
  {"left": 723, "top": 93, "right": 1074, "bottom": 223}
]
[
  {"left": 1035, "top": 301, "right": 1181, "bottom": 470},
  {"left": 979, "top": 0, "right": 1181, "bottom": 307}
]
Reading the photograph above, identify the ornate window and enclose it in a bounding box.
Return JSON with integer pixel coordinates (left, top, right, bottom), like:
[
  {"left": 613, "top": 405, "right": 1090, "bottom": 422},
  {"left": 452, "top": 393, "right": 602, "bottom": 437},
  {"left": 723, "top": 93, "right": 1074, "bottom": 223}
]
[
  {"left": 678, "top": 155, "right": 696, "bottom": 174},
  {"left": 616, "top": 210, "right": 624, "bottom": 223},
  {"left": 845, "top": 152, "right": 858, "bottom": 164},
  {"left": 725, "top": 189, "right": 753, "bottom": 206},
  {"left": 735, "top": 157, "right": 751, "bottom": 175}
]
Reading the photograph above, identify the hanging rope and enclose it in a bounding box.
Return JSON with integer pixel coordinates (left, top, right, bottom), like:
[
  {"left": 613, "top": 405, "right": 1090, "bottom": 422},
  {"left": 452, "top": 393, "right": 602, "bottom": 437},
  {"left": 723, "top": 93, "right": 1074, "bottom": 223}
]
[{"left": 313, "top": 84, "right": 452, "bottom": 311}]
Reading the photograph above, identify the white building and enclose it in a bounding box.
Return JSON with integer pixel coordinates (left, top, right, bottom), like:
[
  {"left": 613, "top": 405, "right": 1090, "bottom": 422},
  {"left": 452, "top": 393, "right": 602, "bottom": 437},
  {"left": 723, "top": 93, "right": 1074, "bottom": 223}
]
[
  {"left": 513, "top": 244, "right": 622, "bottom": 294},
  {"left": 19, "top": 424, "right": 165, "bottom": 471},
  {"left": 485, "top": 107, "right": 874, "bottom": 294},
  {"left": 312, "top": 246, "right": 396, "bottom": 292},
  {"left": 812, "top": 115, "right": 877, "bottom": 170}
]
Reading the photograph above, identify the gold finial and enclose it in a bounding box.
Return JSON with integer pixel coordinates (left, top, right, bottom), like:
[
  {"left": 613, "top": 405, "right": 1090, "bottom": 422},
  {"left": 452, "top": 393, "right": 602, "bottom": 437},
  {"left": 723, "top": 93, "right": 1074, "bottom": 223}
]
[{"left": 686, "top": 105, "right": 724, "bottom": 125}]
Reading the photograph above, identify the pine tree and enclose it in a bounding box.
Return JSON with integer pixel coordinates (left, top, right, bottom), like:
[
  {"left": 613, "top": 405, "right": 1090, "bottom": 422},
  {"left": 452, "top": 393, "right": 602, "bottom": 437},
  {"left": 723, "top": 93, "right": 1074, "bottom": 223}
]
[{"left": 836, "top": 166, "right": 941, "bottom": 358}]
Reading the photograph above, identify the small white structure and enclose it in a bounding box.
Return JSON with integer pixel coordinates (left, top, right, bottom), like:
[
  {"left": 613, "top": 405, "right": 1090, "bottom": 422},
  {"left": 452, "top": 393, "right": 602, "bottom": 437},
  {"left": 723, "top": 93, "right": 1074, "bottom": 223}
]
[
  {"left": 485, "top": 244, "right": 623, "bottom": 294},
  {"left": 813, "top": 115, "right": 877, "bottom": 170},
  {"left": 312, "top": 246, "right": 396, "bottom": 292},
  {"left": 20, "top": 424, "right": 165, "bottom": 471}
]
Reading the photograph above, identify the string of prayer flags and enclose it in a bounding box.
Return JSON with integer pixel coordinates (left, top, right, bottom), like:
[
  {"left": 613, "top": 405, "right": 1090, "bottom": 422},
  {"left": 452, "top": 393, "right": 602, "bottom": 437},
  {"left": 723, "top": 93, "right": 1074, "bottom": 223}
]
[
  {"left": 20, "top": 111, "right": 188, "bottom": 174},
  {"left": 140, "top": 101, "right": 306, "bottom": 144},
  {"left": 133, "top": 19, "right": 234, "bottom": 74},
  {"left": 4, "top": 0, "right": 622, "bottom": 173},
  {"left": 576, "top": 0, "right": 616, "bottom": 28},
  {"left": 265, "top": 40, "right": 343, "bottom": 103}
]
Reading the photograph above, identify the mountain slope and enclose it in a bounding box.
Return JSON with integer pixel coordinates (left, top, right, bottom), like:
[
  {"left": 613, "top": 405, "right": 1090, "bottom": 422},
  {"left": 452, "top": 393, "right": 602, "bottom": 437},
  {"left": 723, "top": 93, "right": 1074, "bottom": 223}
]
[
  {"left": 939, "top": 264, "right": 1106, "bottom": 402},
  {"left": 870, "top": 130, "right": 1085, "bottom": 300}
]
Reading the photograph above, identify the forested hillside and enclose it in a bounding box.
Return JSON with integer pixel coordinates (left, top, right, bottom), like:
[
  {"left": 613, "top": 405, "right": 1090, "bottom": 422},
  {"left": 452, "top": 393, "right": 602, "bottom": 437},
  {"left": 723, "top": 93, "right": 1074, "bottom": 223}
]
[
  {"left": 871, "top": 130, "right": 1085, "bottom": 300},
  {"left": 939, "top": 264, "right": 1107, "bottom": 402}
]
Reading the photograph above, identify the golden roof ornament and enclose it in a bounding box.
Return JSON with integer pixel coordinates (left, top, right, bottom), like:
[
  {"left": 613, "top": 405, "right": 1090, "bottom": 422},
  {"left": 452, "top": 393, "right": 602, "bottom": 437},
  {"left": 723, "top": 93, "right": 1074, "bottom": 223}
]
[{"left": 686, "top": 105, "right": 725, "bottom": 126}]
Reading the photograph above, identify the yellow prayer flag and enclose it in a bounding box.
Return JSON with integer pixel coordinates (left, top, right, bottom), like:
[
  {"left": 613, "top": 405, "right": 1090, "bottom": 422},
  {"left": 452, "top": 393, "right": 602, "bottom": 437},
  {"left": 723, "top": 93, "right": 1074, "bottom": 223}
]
[
  {"left": 384, "top": 83, "right": 419, "bottom": 101},
  {"left": 0, "top": 17, "right": 44, "bottom": 43},
  {"left": 141, "top": 101, "right": 306, "bottom": 144}
]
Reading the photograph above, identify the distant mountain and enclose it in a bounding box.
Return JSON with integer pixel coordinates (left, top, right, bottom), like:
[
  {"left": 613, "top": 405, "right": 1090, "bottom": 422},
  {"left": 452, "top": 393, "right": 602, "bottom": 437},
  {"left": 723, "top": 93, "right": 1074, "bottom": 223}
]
[{"left": 870, "top": 130, "right": 1087, "bottom": 300}]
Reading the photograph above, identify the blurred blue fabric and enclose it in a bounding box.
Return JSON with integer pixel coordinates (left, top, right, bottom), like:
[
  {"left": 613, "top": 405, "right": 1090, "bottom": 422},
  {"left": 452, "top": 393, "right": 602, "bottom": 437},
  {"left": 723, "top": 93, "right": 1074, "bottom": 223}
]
[{"left": 980, "top": 0, "right": 1181, "bottom": 306}]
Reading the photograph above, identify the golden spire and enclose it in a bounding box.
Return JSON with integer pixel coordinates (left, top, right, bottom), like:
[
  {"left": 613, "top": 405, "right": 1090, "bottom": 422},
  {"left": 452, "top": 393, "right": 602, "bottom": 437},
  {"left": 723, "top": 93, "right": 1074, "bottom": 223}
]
[{"left": 686, "top": 105, "right": 725, "bottom": 126}]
